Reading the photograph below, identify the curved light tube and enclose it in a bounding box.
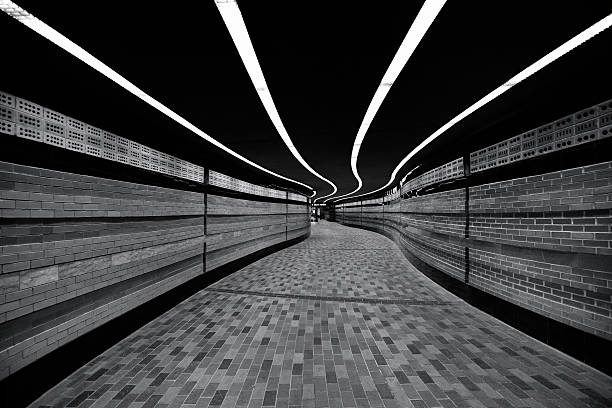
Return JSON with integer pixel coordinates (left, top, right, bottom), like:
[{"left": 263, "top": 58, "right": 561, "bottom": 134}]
[
  {"left": 0, "top": 0, "right": 315, "bottom": 193},
  {"left": 321, "top": 0, "right": 447, "bottom": 203},
  {"left": 400, "top": 165, "right": 420, "bottom": 185},
  {"left": 334, "top": 12, "right": 612, "bottom": 204},
  {"left": 215, "top": 0, "right": 337, "bottom": 200}
]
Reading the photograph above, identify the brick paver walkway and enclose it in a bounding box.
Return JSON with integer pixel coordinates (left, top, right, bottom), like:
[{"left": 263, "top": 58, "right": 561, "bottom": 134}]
[{"left": 31, "top": 221, "right": 612, "bottom": 407}]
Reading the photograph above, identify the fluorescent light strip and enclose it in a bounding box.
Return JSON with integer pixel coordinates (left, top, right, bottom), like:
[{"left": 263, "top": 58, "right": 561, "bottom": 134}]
[
  {"left": 215, "top": 0, "right": 337, "bottom": 200},
  {"left": 320, "top": 0, "right": 447, "bottom": 203},
  {"left": 333, "top": 12, "right": 612, "bottom": 204},
  {"left": 400, "top": 165, "right": 420, "bottom": 185},
  {"left": 0, "top": 0, "right": 314, "bottom": 193}
]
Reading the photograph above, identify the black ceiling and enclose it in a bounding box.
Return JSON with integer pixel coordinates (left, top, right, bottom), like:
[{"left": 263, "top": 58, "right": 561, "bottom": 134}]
[{"left": 2, "top": 1, "right": 611, "bottom": 199}]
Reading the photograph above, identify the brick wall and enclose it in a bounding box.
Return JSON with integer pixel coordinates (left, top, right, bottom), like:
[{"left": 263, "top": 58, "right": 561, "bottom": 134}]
[
  {"left": 0, "top": 161, "right": 310, "bottom": 379},
  {"left": 361, "top": 205, "right": 383, "bottom": 231},
  {"left": 206, "top": 195, "right": 309, "bottom": 271},
  {"left": 0, "top": 161, "right": 205, "bottom": 379},
  {"left": 383, "top": 201, "right": 401, "bottom": 237},
  {"left": 287, "top": 203, "right": 310, "bottom": 241},
  {"left": 395, "top": 189, "right": 466, "bottom": 281},
  {"left": 337, "top": 161, "right": 612, "bottom": 340},
  {"left": 469, "top": 162, "right": 612, "bottom": 338},
  {"left": 342, "top": 205, "right": 361, "bottom": 227}
]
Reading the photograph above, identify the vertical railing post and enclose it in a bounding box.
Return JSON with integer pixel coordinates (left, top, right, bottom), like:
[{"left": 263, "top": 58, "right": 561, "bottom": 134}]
[{"left": 463, "top": 154, "right": 470, "bottom": 284}]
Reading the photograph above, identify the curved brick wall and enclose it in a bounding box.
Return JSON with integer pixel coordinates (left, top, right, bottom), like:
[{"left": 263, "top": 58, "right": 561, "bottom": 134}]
[
  {"left": 206, "top": 195, "right": 310, "bottom": 271},
  {"left": 0, "top": 161, "right": 310, "bottom": 380},
  {"left": 337, "top": 161, "right": 612, "bottom": 341}
]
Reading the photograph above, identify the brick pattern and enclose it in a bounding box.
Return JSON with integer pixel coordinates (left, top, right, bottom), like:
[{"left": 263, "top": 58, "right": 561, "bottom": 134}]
[
  {"left": 468, "top": 162, "right": 612, "bottom": 339},
  {"left": 207, "top": 196, "right": 287, "bottom": 216},
  {"left": 0, "top": 161, "right": 205, "bottom": 380},
  {"left": 400, "top": 230, "right": 466, "bottom": 281},
  {"left": 28, "top": 222, "right": 612, "bottom": 408},
  {"left": 287, "top": 226, "right": 310, "bottom": 242},
  {"left": 384, "top": 201, "right": 401, "bottom": 213},
  {"left": 211, "top": 222, "right": 451, "bottom": 302},
  {"left": 402, "top": 189, "right": 465, "bottom": 213},
  {"left": 361, "top": 216, "right": 383, "bottom": 232},
  {"left": 206, "top": 233, "right": 286, "bottom": 272},
  {"left": 338, "top": 162, "right": 612, "bottom": 340},
  {"left": 206, "top": 195, "right": 309, "bottom": 272},
  {"left": 361, "top": 205, "right": 381, "bottom": 213},
  {"left": 400, "top": 189, "right": 465, "bottom": 234},
  {"left": 287, "top": 214, "right": 309, "bottom": 234},
  {"left": 384, "top": 212, "right": 402, "bottom": 233},
  {"left": 0, "top": 161, "right": 311, "bottom": 380},
  {"left": 207, "top": 215, "right": 287, "bottom": 236},
  {"left": 287, "top": 204, "right": 308, "bottom": 214},
  {"left": 342, "top": 206, "right": 361, "bottom": 228},
  {"left": 383, "top": 190, "right": 466, "bottom": 280},
  {"left": 1, "top": 259, "right": 202, "bottom": 381},
  {"left": 401, "top": 213, "right": 464, "bottom": 237},
  {"left": 0, "top": 162, "right": 204, "bottom": 321},
  {"left": 469, "top": 248, "right": 611, "bottom": 337},
  {"left": 469, "top": 162, "right": 612, "bottom": 254},
  {"left": 287, "top": 203, "right": 310, "bottom": 239}
]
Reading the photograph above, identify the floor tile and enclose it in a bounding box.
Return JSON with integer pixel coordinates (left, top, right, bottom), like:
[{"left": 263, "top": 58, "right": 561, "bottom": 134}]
[{"left": 29, "top": 221, "right": 612, "bottom": 407}]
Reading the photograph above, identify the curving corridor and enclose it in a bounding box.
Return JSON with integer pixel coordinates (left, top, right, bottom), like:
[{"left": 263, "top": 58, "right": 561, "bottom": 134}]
[
  {"left": 2, "top": 2, "right": 612, "bottom": 407},
  {"left": 30, "top": 221, "right": 611, "bottom": 408}
]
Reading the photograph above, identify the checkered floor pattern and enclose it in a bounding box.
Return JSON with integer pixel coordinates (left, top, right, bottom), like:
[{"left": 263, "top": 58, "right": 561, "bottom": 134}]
[{"left": 31, "top": 221, "right": 612, "bottom": 407}]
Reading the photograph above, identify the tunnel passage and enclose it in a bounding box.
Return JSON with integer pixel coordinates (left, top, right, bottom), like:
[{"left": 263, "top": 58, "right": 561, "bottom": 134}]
[
  {"left": 25, "top": 221, "right": 612, "bottom": 408},
  {"left": 1, "top": 1, "right": 612, "bottom": 406}
]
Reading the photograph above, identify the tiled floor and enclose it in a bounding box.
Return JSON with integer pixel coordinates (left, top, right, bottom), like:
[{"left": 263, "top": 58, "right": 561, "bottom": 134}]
[{"left": 31, "top": 221, "right": 612, "bottom": 407}]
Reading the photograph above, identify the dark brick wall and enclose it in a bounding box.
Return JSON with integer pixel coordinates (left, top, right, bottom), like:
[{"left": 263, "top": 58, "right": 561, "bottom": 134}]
[
  {"left": 468, "top": 162, "right": 612, "bottom": 338},
  {"left": 206, "top": 195, "right": 309, "bottom": 271},
  {"left": 0, "top": 161, "right": 310, "bottom": 380},
  {"left": 287, "top": 203, "right": 310, "bottom": 240},
  {"left": 400, "top": 190, "right": 466, "bottom": 281},
  {"left": 338, "top": 161, "right": 612, "bottom": 341},
  {"left": 0, "top": 161, "right": 204, "bottom": 379}
]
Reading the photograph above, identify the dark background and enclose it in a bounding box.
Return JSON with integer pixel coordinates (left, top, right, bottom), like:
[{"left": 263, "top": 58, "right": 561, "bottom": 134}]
[{"left": 2, "top": 1, "right": 611, "bottom": 199}]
